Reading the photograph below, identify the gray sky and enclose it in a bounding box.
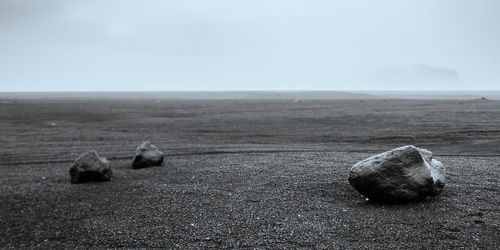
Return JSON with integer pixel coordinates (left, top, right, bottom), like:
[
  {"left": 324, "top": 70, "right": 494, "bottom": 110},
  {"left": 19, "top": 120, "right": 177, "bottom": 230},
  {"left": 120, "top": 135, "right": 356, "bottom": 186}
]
[{"left": 0, "top": 0, "right": 499, "bottom": 91}]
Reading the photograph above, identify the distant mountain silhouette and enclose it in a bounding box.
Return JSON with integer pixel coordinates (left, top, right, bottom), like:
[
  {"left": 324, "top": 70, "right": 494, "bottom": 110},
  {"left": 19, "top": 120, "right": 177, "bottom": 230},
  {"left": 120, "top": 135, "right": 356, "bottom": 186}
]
[{"left": 375, "top": 65, "right": 461, "bottom": 88}]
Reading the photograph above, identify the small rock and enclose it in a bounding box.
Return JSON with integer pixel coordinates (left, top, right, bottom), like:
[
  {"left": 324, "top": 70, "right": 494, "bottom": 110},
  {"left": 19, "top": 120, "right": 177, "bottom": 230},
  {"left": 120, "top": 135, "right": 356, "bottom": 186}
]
[
  {"left": 69, "top": 151, "right": 112, "bottom": 184},
  {"left": 132, "top": 141, "right": 164, "bottom": 169},
  {"left": 348, "top": 145, "right": 445, "bottom": 203}
]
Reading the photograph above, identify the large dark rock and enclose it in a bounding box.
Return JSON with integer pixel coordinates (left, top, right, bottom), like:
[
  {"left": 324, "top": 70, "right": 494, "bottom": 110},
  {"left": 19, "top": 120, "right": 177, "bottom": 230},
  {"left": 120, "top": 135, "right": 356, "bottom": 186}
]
[
  {"left": 69, "top": 151, "right": 112, "bottom": 184},
  {"left": 132, "top": 141, "right": 164, "bottom": 169},
  {"left": 348, "top": 145, "right": 445, "bottom": 203}
]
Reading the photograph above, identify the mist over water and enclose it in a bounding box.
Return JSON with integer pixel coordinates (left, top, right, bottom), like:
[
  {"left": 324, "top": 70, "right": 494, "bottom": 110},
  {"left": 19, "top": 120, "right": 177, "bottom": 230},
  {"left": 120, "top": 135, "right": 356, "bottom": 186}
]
[{"left": 0, "top": 0, "right": 499, "bottom": 91}]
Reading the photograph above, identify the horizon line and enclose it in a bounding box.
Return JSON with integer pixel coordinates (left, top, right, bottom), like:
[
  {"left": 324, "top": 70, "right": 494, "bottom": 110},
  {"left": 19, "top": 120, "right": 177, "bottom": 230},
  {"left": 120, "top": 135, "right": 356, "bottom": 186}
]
[{"left": 1, "top": 90, "right": 500, "bottom": 93}]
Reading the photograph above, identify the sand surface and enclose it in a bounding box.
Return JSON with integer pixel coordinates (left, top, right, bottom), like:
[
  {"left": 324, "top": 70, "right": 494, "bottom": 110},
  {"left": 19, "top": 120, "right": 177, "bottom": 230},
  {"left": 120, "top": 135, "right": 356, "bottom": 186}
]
[{"left": 1, "top": 97, "right": 499, "bottom": 248}]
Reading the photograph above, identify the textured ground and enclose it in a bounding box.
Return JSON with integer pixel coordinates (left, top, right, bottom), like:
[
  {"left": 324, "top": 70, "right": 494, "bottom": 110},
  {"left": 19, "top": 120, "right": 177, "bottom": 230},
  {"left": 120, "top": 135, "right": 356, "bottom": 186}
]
[{"left": 0, "top": 97, "right": 499, "bottom": 249}]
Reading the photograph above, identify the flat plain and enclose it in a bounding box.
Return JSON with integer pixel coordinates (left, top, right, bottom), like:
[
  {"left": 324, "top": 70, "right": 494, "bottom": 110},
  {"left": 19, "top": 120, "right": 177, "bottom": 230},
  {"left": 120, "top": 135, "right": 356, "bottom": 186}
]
[{"left": 0, "top": 94, "right": 499, "bottom": 248}]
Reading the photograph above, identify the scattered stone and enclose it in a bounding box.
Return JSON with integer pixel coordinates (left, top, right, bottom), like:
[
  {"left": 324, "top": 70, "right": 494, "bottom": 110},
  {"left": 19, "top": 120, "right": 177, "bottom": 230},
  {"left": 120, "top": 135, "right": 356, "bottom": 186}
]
[
  {"left": 132, "top": 141, "right": 164, "bottom": 169},
  {"left": 69, "top": 150, "right": 112, "bottom": 184},
  {"left": 348, "top": 145, "right": 445, "bottom": 203}
]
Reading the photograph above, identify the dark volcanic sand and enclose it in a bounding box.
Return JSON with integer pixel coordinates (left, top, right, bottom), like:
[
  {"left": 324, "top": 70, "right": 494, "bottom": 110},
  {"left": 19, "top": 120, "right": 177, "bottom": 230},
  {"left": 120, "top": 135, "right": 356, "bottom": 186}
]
[{"left": 1, "top": 98, "right": 499, "bottom": 248}]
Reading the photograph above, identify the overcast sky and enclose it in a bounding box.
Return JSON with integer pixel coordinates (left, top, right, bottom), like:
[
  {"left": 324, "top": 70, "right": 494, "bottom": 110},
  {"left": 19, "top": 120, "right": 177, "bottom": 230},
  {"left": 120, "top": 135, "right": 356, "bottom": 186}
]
[{"left": 0, "top": 0, "right": 499, "bottom": 91}]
